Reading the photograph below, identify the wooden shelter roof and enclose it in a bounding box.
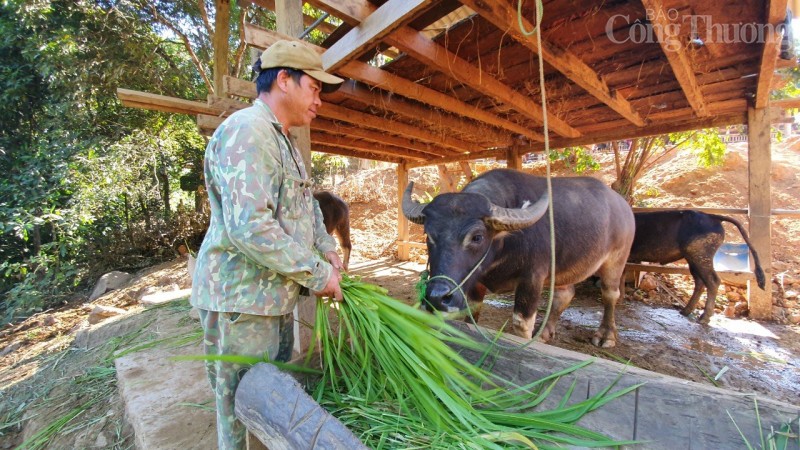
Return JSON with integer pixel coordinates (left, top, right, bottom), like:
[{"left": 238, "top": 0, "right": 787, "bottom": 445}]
[{"left": 118, "top": 0, "right": 798, "bottom": 167}]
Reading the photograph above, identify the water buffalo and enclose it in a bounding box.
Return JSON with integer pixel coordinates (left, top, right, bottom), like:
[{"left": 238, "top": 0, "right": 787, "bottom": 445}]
[
  {"left": 628, "top": 210, "right": 766, "bottom": 323},
  {"left": 403, "top": 169, "right": 635, "bottom": 347},
  {"left": 313, "top": 191, "right": 352, "bottom": 271}
]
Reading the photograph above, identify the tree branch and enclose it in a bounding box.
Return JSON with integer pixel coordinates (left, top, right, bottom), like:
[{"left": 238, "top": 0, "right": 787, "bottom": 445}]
[{"left": 198, "top": 0, "right": 213, "bottom": 37}]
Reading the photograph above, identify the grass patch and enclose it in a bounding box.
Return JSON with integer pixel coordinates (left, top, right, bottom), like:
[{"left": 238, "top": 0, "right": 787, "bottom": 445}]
[{"left": 5, "top": 299, "right": 200, "bottom": 449}]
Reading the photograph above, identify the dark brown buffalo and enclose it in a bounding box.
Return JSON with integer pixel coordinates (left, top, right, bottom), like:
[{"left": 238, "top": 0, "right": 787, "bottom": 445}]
[
  {"left": 629, "top": 210, "right": 766, "bottom": 323},
  {"left": 403, "top": 169, "right": 634, "bottom": 347},
  {"left": 313, "top": 191, "right": 352, "bottom": 271}
]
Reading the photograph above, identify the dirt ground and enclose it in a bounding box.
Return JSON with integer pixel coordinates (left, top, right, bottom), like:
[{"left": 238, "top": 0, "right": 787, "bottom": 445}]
[
  {"left": 1, "top": 136, "right": 800, "bottom": 447},
  {"left": 335, "top": 136, "right": 800, "bottom": 406}
]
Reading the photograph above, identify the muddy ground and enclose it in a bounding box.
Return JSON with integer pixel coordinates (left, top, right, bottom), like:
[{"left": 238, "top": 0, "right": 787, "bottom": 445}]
[{"left": 353, "top": 259, "right": 800, "bottom": 405}]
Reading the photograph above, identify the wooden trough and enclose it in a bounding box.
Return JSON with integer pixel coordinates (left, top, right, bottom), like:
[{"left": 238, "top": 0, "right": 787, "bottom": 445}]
[{"left": 236, "top": 323, "right": 800, "bottom": 450}]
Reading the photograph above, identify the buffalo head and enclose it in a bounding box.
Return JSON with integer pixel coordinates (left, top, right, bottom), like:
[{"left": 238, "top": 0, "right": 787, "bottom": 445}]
[{"left": 402, "top": 182, "right": 548, "bottom": 312}]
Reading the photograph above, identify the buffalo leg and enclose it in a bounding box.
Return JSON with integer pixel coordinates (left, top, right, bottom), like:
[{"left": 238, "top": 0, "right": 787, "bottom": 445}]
[
  {"left": 593, "top": 273, "right": 622, "bottom": 348},
  {"left": 537, "top": 285, "right": 576, "bottom": 342},
  {"left": 335, "top": 224, "right": 352, "bottom": 271},
  {"left": 512, "top": 280, "right": 543, "bottom": 339},
  {"left": 680, "top": 267, "right": 706, "bottom": 317},
  {"left": 689, "top": 264, "right": 721, "bottom": 324}
]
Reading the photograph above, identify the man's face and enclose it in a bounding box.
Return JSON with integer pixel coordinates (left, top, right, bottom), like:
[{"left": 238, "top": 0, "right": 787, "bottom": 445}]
[{"left": 286, "top": 73, "right": 322, "bottom": 128}]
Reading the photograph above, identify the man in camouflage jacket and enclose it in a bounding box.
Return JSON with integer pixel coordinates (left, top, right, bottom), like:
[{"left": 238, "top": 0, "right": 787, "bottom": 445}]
[{"left": 191, "top": 40, "right": 345, "bottom": 450}]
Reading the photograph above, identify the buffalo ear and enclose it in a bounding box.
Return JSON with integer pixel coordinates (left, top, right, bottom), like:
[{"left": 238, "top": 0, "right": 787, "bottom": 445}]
[
  {"left": 401, "top": 182, "right": 426, "bottom": 224},
  {"left": 484, "top": 195, "right": 549, "bottom": 231}
]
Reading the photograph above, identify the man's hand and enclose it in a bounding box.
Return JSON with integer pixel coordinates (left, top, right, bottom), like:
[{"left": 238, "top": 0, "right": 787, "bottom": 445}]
[
  {"left": 313, "top": 266, "right": 343, "bottom": 301},
  {"left": 325, "top": 251, "right": 345, "bottom": 274}
]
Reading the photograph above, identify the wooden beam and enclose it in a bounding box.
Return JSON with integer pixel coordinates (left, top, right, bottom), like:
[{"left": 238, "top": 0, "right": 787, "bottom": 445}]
[
  {"left": 769, "top": 97, "right": 800, "bottom": 109},
  {"left": 747, "top": 107, "right": 773, "bottom": 319},
  {"left": 314, "top": 0, "right": 580, "bottom": 139},
  {"left": 118, "top": 88, "right": 226, "bottom": 116},
  {"left": 312, "top": 143, "right": 402, "bottom": 164},
  {"left": 408, "top": 112, "right": 746, "bottom": 168},
  {"left": 242, "top": 23, "right": 543, "bottom": 141},
  {"left": 313, "top": 119, "right": 457, "bottom": 156},
  {"left": 321, "top": 0, "right": 433, "bottom": 71},
  {"left": 334, "top": 80, "right": 511, "bottom": 147},
  {"left": 756, "top": 0, "right": 790, "bottom": 108},
  {"left": 459, "top": 0, "right": 646, "bottom": 127},
  {"left": 311, "top": 132, "right": 429, "bottom": 161},
  {"left": 639, "top": 0, "right": 708, "bottom": 117},
  {"left": 319, "top": 102, "right": 470, "bottom": 154},
  {"left": 198, "top": 114, "right": 225, "bottom": 131}
]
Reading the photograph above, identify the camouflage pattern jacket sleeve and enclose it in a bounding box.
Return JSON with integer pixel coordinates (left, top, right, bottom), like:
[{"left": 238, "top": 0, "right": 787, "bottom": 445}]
[{"left": 191, "top": 99, "right": 335, "bottom": 316}]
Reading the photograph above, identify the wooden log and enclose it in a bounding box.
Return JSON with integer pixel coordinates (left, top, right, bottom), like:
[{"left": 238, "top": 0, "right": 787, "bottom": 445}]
[{"left": 235, "top": 363, "right": 367, "bottom": 449}]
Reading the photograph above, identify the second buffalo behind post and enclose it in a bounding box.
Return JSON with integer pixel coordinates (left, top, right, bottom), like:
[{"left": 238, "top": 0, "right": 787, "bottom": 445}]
[{"left": 313, "top": 191, "right": 352, "bottom": 271}]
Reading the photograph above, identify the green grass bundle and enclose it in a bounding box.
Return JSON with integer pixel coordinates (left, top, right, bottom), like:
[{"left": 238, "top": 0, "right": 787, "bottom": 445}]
[{"left": 308, "top": 275, "right": 640, "bottom": 449}]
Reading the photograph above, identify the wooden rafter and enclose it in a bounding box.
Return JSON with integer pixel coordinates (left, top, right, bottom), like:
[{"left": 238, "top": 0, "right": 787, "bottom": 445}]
[
  {"left": 755, "top": 0, "right": 789, "bottom": 108},
  {"left": 311, "top": 132, "right": 428, "bottom": 161},
  {"left": 639, "top": 0, "right": 708, "bottom": 117},
  {"left": 459, "top": 0, "right": 646, "bottom": 127},
  {"left": 313, "top": 0, "right": 580, "bottom": 138},
  {"left": 321, "top": 0, "right": 433, "bottom": 72},
  {"left": 242, "top": 23, "right": 544, "bottom": 141},
  {"left": 222, "top": 74, "right": 476, "bottom": 153},
  {"left": 312, "top": 143, "right": 403, "bottom": 164},
  {"left": 313, "top": 119, "right": 457, "bottom": 157},
  {"left": 333, "top": 80, "right": 512, "bottom": 147},
  {"left": 118, "top": 88, "right": 226, "bottom": 116}
]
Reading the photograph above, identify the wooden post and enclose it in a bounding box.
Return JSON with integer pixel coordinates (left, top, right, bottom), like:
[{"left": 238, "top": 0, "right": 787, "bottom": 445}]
[
  {"left": 213, "top": 0, "right": 230, "bottom": 96},
  {"left": 506, "top": 147, "right": 522, "bottom": 170},
  {"left": 459, "top": 161, "right": 473, "bottom": 182},
  {"left": 278, "top": 0, "right": 313, "bottom": 170},
  {"left": 397, "top": 162, "right": 410, "bottom": 260},
  {"left": 437, "top": 164, "right": 456, "bottom": 193},
  {"left": 747, "top": 107, "right": 773, "bottom": 319},
  {"left": 275, "top": 0, "right": 315, "bottom": 367}
]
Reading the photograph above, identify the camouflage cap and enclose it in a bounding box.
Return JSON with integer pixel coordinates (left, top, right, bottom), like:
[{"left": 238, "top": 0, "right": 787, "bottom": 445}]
[{"left": 258, "top": 40, "right": 344, "bottom": 93}]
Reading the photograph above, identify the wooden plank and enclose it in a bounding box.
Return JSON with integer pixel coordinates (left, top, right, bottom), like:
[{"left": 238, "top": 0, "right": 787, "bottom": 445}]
[
  {"left": 396, "top": 162, "right": 410, "bottom": 260},
  {"left": 408, "top": 113, "right": 746, "bottom": 168},
  {"left": 386, "top": 27, "right": 580, "bottom": 138},
  {"left": 505, "top": 147, "right": 521, "bottom": 170},
  {"left": 312, "top": 143, "right": 402, "bottom": 164},
  {"left": 639, "top": 0, "right": 708, "bottom": 117},
  {"left": 626, "top": 263, "right": 755, "bottom": 285},
  {"left": 460, "top": 0, "right": 646, "bottom": 127},
  {"left": 314, "top": 0, "right": 580, "bottom": 138},
  {"left": 242, "top": 23, "right": 544, "bottom": 142},
  {"left": 747, "top": 107, "right": 773, "bottom": 319},
  {"left": 197, "top": 114, "right": 225, "bottom": 131},
  {"left": 312, "top": 119, "right": 457, "bottom": 157},
  {"left": 311, "top": 132, "right": 429, "bottom": 161},
  {"left": 207, "top": 94, "right": 248, "bottom": 114},
  {"left": 459, "top": 161, "right": 473, "bottom": 182},
  {"left": 335, "top": 80, "right": 510, "bottom": 147},
  {"left": 321, "top": 0, "right": 433, "bottom": 72},
  {"left": 337, "top": 61, "right": 544, "bottom": 142},
  {"left": 319, "top": 102, "right": 470, "bottom": 154}
]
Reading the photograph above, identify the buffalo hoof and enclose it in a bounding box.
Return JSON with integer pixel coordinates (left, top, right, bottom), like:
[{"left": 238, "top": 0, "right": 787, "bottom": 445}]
[
  {"left": 697, "top": 314, "right": 712, "bottom": 325},
  {"left": 679, "top": 307, "right": 693, "bottom": 316},
  {"left": 591, "top": 333, "right": 617, "bottom": 348},
  {"left": 511, "top": 313, "right": 535, "bottom": 340}
]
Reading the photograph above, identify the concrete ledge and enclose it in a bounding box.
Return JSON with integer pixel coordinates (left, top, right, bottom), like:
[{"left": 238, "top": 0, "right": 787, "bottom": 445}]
[{"left": 114, "top": 315, "right": 216, "bottom": 449}]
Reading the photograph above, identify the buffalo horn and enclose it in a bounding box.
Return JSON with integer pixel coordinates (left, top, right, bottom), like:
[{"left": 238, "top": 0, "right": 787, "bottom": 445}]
[
  {"left": 485, "top": 195, "right": 549, "bottom": 231},
  {"left": 401, "top": 182, "right": 426, "bottom": 224}
]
